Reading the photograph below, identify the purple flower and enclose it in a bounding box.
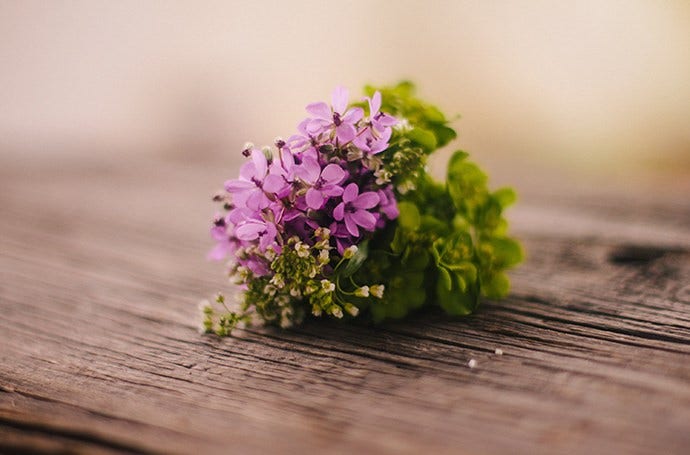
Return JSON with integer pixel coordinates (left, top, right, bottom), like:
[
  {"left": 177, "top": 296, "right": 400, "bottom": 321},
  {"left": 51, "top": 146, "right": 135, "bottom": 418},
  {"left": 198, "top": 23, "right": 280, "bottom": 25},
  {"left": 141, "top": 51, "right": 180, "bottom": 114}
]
[
  {"left": 295, "top": 155, "right": 346, "bottom": 209},
  {"left": 353, "top": 127, "right": 392, "bottom": 155},
  {"left": 333, "top": 183, "right": 380, "bottom": 237},
  {"left": 235, "top": 218, "right": 278, "bottom": 251},
  {"left": 224, "top": 149, "right": 283, "bottom": 210},
  {"left": 305, "top": 86, "right": 364, "bottom": 143},
  {"left": 208, "top": 214, "right": 239, "bottom": 260},
  {"left": 376, "top": 188, "right": 399, "bottom": 228},
  {"left": 367, "top": 91, "right": 397, "bottom": 132}
]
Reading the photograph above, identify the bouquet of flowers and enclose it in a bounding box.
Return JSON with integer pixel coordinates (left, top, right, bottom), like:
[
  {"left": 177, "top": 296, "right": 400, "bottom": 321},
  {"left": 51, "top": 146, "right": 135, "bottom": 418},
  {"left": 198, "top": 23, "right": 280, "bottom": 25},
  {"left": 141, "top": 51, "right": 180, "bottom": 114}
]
[{"left": 202, "top": 82, "right": 523, "bottom": 335}]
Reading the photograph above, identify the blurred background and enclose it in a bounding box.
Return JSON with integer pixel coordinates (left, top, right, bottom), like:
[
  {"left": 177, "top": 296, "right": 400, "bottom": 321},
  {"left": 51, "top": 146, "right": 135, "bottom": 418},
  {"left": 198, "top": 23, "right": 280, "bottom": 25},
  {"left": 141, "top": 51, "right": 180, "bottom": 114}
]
[{"left": 1, "top": 0, "right": 689, "bottom": 176}]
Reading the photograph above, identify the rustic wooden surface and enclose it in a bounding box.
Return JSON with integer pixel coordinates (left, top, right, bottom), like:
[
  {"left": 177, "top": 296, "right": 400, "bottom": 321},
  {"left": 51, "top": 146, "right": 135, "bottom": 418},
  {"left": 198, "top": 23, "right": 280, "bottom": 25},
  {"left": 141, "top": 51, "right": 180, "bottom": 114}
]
[{"left": 1, "top": 154, "right": 689, "bottom": 454}]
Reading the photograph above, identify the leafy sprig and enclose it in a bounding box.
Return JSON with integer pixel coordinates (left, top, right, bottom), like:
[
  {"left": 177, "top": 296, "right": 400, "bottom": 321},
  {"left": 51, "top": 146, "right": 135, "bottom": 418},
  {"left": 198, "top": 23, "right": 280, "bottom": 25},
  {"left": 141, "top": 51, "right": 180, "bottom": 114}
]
[{"left": 346, "top": 81, "right": 524, "bottom": 320}]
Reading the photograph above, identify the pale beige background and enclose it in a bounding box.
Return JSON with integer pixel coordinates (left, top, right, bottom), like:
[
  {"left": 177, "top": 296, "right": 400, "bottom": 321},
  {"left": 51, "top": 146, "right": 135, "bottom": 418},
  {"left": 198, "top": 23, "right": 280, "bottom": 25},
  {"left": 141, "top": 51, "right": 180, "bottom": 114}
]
[{"left": 1, "top": 0, "right": 689, "bottom": 173}]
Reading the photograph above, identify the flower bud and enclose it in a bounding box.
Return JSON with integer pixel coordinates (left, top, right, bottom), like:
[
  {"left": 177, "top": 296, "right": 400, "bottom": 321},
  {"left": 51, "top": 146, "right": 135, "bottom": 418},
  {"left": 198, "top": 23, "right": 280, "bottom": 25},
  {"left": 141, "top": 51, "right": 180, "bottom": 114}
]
[
  {"left": 343, "top": 245, "right": 358, "bottom": 259},
  {"left": 369, "top": 284, "right": 385, "bottom": 299},
  {"left": 344, "top": 303, "right": 360, "bottom": 317},
  {"left": 321, "top": 279, "right": 335, "bottom": 293},
  {"left": 354, "top": 286, "right": 370, "bottom": 298}
]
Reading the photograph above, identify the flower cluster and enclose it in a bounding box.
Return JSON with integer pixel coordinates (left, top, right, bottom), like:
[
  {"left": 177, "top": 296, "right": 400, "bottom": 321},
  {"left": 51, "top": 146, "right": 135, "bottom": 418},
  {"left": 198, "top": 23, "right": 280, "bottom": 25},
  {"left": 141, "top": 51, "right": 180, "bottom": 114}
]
[
  {"left": 206, "top": 87, "right": 399, "bottom": 329},
  {"left": 203, "top": 82, "right": 523, "bottom": 334}
]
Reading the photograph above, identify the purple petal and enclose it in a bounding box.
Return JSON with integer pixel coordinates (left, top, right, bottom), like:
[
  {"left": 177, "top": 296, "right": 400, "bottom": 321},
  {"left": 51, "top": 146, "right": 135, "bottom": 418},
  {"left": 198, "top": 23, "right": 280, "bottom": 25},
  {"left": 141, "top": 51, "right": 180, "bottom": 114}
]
[
  {"left": 277, "top": 148, "right": 295, "bottom": 172},
  {"left": 251, "top": 149, "right": 267, "bottom": 177},
  {"left": 259, "top": 224, "right": 277, "bottom": 250},
  {"left": 382, "top": 202, "right": 399, "bottom": 220},
  {"left": 296, "top": 155, "right": 321, "bottom": 184},
  {"left": 351, "top": 209, "right": 377, "bottom": 231},
  {"left": 333, "top": 202, "right": 345, "bottom": 221},
  {"left": 342, "top": 182, "right": 359, "bottom": 203},
  {"left": 306, "top": 118, "right": 330, "bottom": 134},
  {"left": 369, "top": 91, "right": 381, "bottom": 115},
  {"left": 239, "top": 161, "right": 256, "bottom": 180},
  {"left": 331, "top": 86, "right": 348, "bottom": 114},
  {"left": 296, "top": 119, "right": 311, "bottom": 136},
  {"left": 224, "top": 179, "right": 255, "bottom": 192},
  {"left": 336, "top": 123, "right": 356, "bottom": 143},
  {"left": 207, "top": 242, "right": 233, "bottom": 261},
  {"left": 342, "top": 107, "right": 364, "bottom": 124},
  {"left": 263, "top": 174, "right": 286, "bottom": 193},
  {"left": 210, "top": 225, "right": 226, "bottom": 241},
  {"left": 321, "top": 163, "right": 346, "bottom": 184},
  {"left": 235, "top": 221, "right": 264, "bottom": 240},
  {"left": 344, "top": 215, "right": 360, "bottom": 237},
  {"left": 321, "top": 184, "right": 344, "bottom": 197},
  {"left": 306, "top": 101, "right": 331, "bottom": 120},
  {"left": 227, "top": 207, "right": 252, "bottom": 224},
  {"left": 377, "top": 113, "right": 397, "bottom": 127},
  {"left": 352, "top": 191, "right": 379, "bottom": 209},
  {"left": 306, "top": 188, "right": 325, "bottom": 209},
  {"left": 246, "top": 190, "right": 269, "bottom": 210}
]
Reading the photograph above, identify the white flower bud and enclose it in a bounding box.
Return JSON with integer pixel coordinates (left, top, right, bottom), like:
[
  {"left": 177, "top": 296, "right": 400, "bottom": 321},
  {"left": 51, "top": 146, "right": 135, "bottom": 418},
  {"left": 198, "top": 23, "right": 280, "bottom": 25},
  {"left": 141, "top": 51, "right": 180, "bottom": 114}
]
[
  {"left": 344, "top": 303, "right": 360, "bottom": 317},
  {"left": 330, "top": 305, "right": 344, "bottom": 319},
  {"left": 321, "top": 279, "right": 335, "bottom": 293},
  {"left": 319, "top": 249, "right": 330, "bottom": 264},
  {"left": 343, "top": 245, "right": 358, "bottom": 259},
  {"left": 370, "top": 284, "right": 385, "bottom": 299},
  {"left": 354, "top": 286, "right": 370, "bottom": 298},
  {"left": 295, "top": 241, "right": 310, "bottom": 258}
]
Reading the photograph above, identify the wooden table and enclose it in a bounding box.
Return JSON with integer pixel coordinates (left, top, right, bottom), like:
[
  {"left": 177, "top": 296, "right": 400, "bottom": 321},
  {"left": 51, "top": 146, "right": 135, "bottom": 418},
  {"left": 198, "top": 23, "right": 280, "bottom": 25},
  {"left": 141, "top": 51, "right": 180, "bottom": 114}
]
[{"left": 1, "top": 154, "right": 689, "bottom": 454}]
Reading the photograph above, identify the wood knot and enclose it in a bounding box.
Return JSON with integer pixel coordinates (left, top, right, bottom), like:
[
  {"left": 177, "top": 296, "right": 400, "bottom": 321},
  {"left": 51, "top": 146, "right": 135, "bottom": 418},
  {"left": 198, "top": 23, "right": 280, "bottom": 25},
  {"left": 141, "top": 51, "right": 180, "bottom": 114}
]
[{"left": 608, "top": 244, "right": 672, "bottom": 265}]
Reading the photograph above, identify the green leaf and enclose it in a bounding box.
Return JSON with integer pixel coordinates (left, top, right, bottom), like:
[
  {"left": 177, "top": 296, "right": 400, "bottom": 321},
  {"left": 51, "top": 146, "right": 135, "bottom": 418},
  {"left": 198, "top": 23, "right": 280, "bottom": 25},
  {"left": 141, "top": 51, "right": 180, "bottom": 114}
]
[
  {"left": 446, "top": 152, "right": 488, "bottom": 213},
  {"left": 423, "top": 106, "right": 446, "bottom": 123},
  {"left": 489, "top": 237, "right": 524, "bottom": 268},
  {"left": 397, "top": 201, "right": 421, "bottom": 231},
  {"left": 340, "top": 240, "right": 369, "bottom": 277},
  {"left": 493, "top": 187, "right": 517, "bottom": 208},
  {"left": 390, "top": 228, "right": 406, "bottom": 254},
  {"left": 438, "top": 266, "right": 452, "bottom": 291},
  {"left": 408, "top": 127, "right": 437, "bottom": 151},
  {"left": 434, "top": 125, "right": 457, "bottom": 147},
  {"left": 481, "top": 272, "right": 510, "bottom": 299},
  {"left": 436, "top": 272, "right": 479, "bottom": 316}
]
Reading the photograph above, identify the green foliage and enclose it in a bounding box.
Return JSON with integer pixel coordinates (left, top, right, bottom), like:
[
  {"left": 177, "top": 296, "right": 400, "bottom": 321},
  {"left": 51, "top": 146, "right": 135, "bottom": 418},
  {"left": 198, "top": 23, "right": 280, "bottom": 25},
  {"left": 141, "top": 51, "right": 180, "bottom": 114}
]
[{"left": 356, "top": 82, "right": 524, "bottom": 322}]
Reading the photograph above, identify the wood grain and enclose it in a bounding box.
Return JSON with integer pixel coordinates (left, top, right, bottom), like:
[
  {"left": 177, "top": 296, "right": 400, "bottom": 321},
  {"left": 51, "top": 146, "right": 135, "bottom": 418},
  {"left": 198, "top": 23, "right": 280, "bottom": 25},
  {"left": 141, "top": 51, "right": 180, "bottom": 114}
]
[{"left": 1, "top": 155, "right": 689, "bottom": 454}]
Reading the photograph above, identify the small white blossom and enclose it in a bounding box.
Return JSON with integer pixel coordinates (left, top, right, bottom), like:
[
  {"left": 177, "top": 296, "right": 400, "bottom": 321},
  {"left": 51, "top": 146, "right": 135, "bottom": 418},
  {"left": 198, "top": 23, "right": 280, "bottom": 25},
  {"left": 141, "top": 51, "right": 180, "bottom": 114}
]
[
  {"left": 314, "top": 227, "right": 330, "bottom": 239},
  {"left": 393, "top": 118, "right": 411, "bottom": 132},
  {"left": 330, "top": 305, "right": 344, "bottom": 319},
  {"left": 354, "top": 286, "right": 370, "bottom": 298},
  {"left": 295, "top": 241, "right": 310, "bottom": 258},
  {"left": 321, "top": 279, "right": 335, "bottom": 293},
  {"left": 289, "top": 287, "right": 302, "bottom": 298},
  {"left": 369, "top": 284, "right": 385, "bottom": 299},
  {"left": 318, "top": 249, "right": 330, "bottom": 264},
  {"left": 264, "top": 246, "right": 277, "bottom": 261},
  {"left": 374, "top": 169, "right": 392, "bottom": 185},
  {"left": 344, "top": 303, "right": 360, "bottom": 317},
  {"left": 397, "top": 180, "right": 416, "bottom": 194},
  {"left": 343, "top": 245, "right": 358, "bottom": 259},
  {"left": 263, "top": 284, "right": 277, "bottom": 296},
  {"left": 270, "top": 274, "right": 285, "bottom": 288}
]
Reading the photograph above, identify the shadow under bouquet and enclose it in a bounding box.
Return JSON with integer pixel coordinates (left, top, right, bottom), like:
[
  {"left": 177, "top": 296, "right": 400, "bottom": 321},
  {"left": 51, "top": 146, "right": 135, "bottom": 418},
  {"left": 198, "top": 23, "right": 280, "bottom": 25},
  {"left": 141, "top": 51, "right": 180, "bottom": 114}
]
[{"left": 203, "top": 82, "right": 523, "bottom": 335}]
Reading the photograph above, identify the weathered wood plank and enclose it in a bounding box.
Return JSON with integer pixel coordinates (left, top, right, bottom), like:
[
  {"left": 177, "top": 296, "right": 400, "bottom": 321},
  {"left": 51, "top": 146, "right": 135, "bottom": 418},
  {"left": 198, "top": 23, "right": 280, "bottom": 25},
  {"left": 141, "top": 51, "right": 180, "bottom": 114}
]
[{"left": 1, "top": 156, "right": 689, "bottom": 454}]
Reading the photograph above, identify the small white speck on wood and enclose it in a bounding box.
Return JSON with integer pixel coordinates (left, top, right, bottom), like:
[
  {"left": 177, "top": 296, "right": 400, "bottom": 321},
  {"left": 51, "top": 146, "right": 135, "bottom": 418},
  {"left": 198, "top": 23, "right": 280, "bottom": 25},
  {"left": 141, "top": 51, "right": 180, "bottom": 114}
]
[
  {"left": 468, "top": 359, "right": 477, "bottom": 369},
  {"left": 495, "top": 348, "right": 504, "bottom": 355}
]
